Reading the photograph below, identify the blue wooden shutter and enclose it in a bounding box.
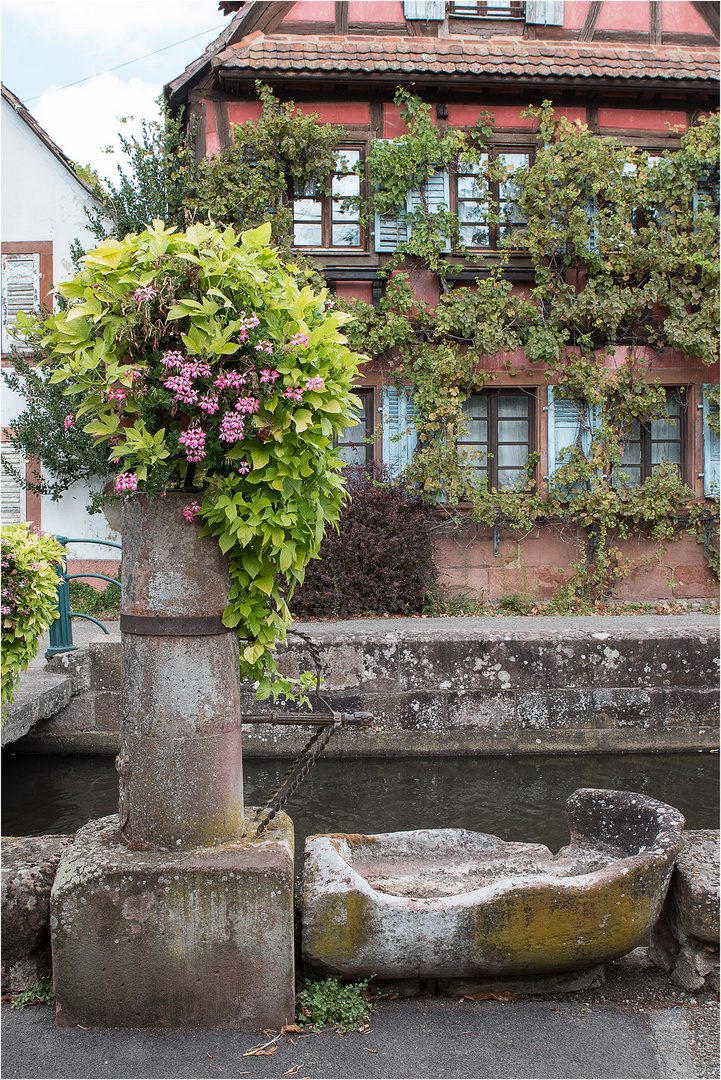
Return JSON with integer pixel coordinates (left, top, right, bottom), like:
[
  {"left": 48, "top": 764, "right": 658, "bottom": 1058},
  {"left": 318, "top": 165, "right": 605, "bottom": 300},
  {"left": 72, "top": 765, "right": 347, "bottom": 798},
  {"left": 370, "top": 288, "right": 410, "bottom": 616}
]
[
  {"left": 373, "top": 140, "right": 408, "bottom": 253},
  {"left": 702, "top": 384, "right": 720, "bottom": 499},
  {"left": 526, "top": 1, "right": 564, "bottom": 25},
  {"left": 547, "top": 386, "right": 597, "bottom": 478},
  {"left": 403, "top": 0, "right": 445, "bottom": 17},
  {"left": 2, "top": 253, "right": 40, "bottom": 353},
  {"left": 409, "top": 169, "right": 452, "bottom": 253},
  {"left": 382, "top": 386, "right": 418, "bottom": 479}
]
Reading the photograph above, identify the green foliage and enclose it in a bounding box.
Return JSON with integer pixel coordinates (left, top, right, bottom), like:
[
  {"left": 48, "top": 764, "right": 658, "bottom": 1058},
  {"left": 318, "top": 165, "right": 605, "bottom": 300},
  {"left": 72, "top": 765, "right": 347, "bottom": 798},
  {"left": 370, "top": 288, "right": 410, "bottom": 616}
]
[
  {"left": 78, "top": 98, "right": 198, "bottom": 247},
  {"left": 69, "top": 573, "right": 121, "bottom": 618},
  {"left": 1, "top": 344, "right": 113, "bottom": 514},
  {"left": 1, "top": 526, "right": 66, "bottom": 709},
  {"left": 188, "top": 83, "right": 344, "bottom": 250},
  {"left": 30, "top": 220, "right": 362, "bottom": 700},
  {"left": 296, "top": 977, "right": 374, "bottom": 1033},
  {"left": 10, "top": 976, "right": 55, "bottom": 1009}
]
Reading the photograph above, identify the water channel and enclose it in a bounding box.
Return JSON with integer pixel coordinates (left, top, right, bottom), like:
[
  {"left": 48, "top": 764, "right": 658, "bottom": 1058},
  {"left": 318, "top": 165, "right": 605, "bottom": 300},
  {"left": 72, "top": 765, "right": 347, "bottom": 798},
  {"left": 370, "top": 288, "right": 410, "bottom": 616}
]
[{"left": 2, "top": 752, "right": 718, "bottom": 861}]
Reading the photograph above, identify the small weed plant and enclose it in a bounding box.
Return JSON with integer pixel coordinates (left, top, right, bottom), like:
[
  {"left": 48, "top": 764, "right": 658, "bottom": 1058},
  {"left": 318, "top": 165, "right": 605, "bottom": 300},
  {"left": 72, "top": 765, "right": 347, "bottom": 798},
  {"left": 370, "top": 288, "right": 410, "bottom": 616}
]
[
  {"left": 11, "top": 976, "right": 55, "bottom": 1009},
  {"left": 296, "top": 977, "right": 374, "bottom": 1033}
]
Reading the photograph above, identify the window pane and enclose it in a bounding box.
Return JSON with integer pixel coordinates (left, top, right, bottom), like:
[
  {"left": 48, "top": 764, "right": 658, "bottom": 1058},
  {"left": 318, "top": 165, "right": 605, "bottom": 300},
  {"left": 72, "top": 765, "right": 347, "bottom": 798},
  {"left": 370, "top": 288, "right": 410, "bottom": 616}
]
[
  {"left": 336, "top": 149, "right": 360, "bottom": 171},
  {"left": 463, "top": 395, "right": 488, "bottom": 418},
  {"left": 294, "top": 222, "right": 322, "bottom": 246},
  {"left": 498, "top": 152, "right": 531, "bottom": 172},
  {"left": 332, "top": 222, "right": 361, "bottom": 246},
  {"left": 459, "top": 446, "right": 487, "bottom": 468},
  {"left": 651, "top": 417, "right": 679, "bottom": 441},
  {"left": 294, "top": 180, "right": 321, "bottom": 198},
  {"left": 458, "top": 175, "right": 484, "bottom": 199},
  {"left": 497, "top": 394, "right": 528, "bottom": 417},
  {"left": 332, "top": 198, "right": 359, "bottom": 221},
  {"left": 459, "top": 419, "right": 488, "bottom": 443},
  {"left": 332, "top": 173, "right": 360, "bottom": 199},
  {"left": 337, "top": 444, "right": 366, "bottom": 467},
  {"left": 651, "top": 442, "right": 681, "bottom": 465},
  {"left": 459, "top": 201, "right": 487, "bottom": 223},
  {"left": 618, "top": 466, "right": 641, "bottom": 487},
  {"left": 460, "top": 224, "right": 489, "bottom": 246},
  {"left": 497, "top": 441, "right": 529, "bottom": 467},
  {"left": 293, "top": 199, "right": 322, "bottom": 221},
  {"left": 498, "top": 469, "right": 526, "bottom": 491}
]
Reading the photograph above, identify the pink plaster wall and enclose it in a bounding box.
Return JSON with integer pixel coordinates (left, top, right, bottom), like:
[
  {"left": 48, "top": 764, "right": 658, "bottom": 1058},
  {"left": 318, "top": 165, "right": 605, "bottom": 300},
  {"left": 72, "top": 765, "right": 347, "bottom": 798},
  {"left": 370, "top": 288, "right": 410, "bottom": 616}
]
[
  {"left": 68, "top": 560, "right": 121, "bottom": 593},
  {"left": 287, "top": 1, "right": 334, "bottom": 20},
  {"left": 432, "top": 527, "right": 717, "bottom": 603},
  {"left": 661, "top": 1, "right": 712, "bottom": 33},
  {"left": 335, "top": 281, "right": 373, "bottom": 302},
  {"left": 597, "top": 1, "right": 650, "bottom": 32},
  {"left": 349, "top": 1, "right": 404, "bottom": 23},
  {"left": 598, "top": 109, "right": 687, "bottom": 132},
  {"left": 227, "top": 102, "right": 263, "bottom": 126}
]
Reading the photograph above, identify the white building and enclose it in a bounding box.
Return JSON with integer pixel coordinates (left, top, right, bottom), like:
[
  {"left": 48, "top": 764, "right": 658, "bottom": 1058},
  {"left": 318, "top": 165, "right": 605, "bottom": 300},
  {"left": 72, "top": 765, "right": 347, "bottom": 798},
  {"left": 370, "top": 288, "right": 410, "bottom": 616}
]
[{"left": 1, "top": 84, "right": 120, "bottom": 565}]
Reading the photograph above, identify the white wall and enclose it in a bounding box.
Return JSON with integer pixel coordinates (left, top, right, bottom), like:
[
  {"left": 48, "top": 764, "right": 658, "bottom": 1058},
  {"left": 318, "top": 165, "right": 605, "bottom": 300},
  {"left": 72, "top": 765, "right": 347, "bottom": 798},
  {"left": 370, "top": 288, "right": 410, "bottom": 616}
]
[
  {"left": 2, "top": 92, "right": 117, "bottom": 546},
  {"left": 1, "top": 94, "right": 100, "bottom": 285}
]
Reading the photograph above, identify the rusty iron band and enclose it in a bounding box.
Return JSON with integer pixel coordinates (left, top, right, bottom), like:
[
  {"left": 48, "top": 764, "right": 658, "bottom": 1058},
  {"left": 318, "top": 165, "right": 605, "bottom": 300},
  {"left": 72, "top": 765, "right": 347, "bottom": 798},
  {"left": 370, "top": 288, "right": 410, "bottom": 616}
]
[{"left": 120, "top": 614, "right": 232, "bottom": 636}]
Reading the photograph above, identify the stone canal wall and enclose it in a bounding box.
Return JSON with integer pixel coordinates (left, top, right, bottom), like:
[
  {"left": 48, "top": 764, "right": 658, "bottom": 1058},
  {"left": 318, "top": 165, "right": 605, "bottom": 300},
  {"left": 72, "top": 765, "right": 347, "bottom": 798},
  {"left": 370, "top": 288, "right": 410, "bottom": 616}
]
[{"left": 7, "top": 615, "right": 719, "bottom": 757}]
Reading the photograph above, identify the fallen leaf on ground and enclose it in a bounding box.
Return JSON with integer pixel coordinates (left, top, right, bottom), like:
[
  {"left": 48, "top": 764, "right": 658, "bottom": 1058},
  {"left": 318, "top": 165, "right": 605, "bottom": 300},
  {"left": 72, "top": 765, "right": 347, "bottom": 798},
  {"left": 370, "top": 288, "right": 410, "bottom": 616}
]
[
  {"left": 244, "top": 1047, "right": 277, "bottom": 1057},
  {"left": 283, "top": 1065, "right": 302, "bottom": 1075},
  {"left": 461, "top": 992, "right": 518, "bottom": 1002},
  {"left": 281, "top": 1024, "right": 302, "bottom": 1035},
  {"left": 364, "top": 1048, "right": 379, "bottom": 1054}
]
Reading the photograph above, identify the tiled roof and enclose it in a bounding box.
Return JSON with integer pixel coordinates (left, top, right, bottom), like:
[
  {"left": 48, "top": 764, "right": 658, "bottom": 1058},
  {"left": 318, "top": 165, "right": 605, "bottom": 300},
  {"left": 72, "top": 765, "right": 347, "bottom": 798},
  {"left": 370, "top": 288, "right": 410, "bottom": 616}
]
[{"left": 212, "top": 35, "right": 719, "bottom": 83}]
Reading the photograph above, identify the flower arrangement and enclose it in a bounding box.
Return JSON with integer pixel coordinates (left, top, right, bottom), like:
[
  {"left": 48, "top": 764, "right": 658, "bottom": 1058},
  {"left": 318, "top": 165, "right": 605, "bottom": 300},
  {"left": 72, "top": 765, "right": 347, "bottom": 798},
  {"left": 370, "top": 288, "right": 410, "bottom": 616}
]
[
  {"left": 26, "top": 220, "right": 363, "bottom": 700},
  {"left": 1, "top": 525, "right": 67, "bottom": 709}
]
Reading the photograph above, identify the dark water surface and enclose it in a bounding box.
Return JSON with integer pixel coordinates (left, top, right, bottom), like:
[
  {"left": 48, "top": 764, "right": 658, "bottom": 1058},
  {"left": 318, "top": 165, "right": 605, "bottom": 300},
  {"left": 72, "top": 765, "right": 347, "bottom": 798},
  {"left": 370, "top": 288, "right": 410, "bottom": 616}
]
[{"left": 2, "top": 752, "right": 718, "bottom": 857}]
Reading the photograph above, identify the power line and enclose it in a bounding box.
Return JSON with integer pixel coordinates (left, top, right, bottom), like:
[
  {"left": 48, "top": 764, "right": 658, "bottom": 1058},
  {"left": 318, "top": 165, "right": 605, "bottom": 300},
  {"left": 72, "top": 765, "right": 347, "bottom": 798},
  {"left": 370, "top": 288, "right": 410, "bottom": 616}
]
[{"left": 24, "top": 22, "right": 225, "bottom": 103}]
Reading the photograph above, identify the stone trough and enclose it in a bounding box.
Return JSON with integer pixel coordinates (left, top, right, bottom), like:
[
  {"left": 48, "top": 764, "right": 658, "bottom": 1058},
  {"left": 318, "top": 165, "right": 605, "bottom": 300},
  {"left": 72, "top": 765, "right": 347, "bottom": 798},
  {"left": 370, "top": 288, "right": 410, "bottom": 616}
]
[{"left": 302, "top": 788, "right": 685, "bottom": 981}]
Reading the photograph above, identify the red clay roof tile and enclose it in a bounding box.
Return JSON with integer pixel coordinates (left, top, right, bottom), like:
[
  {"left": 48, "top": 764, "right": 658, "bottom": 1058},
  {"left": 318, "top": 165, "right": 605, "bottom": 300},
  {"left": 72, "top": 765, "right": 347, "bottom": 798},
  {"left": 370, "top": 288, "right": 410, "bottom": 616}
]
[{"left": 212, "top": 34, "right": 719, "bottom": 84}]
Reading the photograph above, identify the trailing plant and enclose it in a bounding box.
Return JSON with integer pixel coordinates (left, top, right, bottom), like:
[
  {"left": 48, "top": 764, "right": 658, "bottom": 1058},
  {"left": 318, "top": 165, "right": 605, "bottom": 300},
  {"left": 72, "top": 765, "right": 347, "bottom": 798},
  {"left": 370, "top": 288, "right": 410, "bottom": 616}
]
[
  {"left": 22, "top": 220, "right": 363, "bottom": 701},
  {"left": 186, "top": 82, "right": 345, "bottom": 251},
  {"left": 338, "top": 96, "right": 719, "bottom": 593},
  {"left": 290, "top": 466, "right": 438, "bottom": 617},
  {"left": 296, "top": 977, "right": 374, "bottom": 1033},
  {"left": 1, "top": 525, "right": 66, "bottom": 709}
]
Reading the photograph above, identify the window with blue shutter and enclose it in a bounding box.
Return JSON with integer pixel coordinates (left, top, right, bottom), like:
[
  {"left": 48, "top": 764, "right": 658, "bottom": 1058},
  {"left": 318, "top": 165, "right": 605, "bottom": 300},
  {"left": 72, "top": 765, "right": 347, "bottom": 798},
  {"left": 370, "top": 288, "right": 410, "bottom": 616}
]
[
  {"left": 373, "top": 144, "right": 451, "bottom": 254},
  {"left": 702, "top": 384, "right": 720, "bottom": 499},
  {"left": 335, "top": 389, "right": 374, "bottom": 467},
  {"left": 382, "top": 386, "right": 418, "bottom": 478},
  {"left": 404, "top": 0, "right": 445, "bottom": 18},
  {"left": 2, "top": 253, "right": 40, "bottom": 354},
  {"left": 546, "top": 386, "right": 598, "bottom": 479},
  {"left": 526, "top": 1, "right": 563, "bottom": 25}
]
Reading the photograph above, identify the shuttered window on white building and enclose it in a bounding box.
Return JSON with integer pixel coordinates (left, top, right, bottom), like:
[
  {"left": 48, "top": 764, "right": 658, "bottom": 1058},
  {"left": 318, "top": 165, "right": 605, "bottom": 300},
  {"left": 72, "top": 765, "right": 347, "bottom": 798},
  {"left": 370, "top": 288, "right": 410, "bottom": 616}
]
[
  {"left": 1, "top": 443, "right": 27, "bottom": 523},
  {"left": 2, "top": 253, "right": 40, "bottom": 353}
]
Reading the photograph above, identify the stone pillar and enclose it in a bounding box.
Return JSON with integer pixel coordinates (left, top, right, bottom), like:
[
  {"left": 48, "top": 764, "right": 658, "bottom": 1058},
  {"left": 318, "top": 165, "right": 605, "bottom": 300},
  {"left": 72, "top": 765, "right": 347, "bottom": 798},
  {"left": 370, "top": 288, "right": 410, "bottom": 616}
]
[
  {"left": 118, "top": 492, "right": 243, "bottom": 848},
  {"left": 50, "top": 491, "right": 296, "bottom": 1030}
]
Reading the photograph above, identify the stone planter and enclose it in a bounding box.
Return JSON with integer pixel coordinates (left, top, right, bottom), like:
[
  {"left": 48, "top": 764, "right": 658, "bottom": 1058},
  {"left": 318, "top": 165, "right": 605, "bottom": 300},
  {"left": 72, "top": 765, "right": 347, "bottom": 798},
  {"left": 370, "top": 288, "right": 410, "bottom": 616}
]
[{"left": 302, "top": 788, "right": 685, "bottom": 980}]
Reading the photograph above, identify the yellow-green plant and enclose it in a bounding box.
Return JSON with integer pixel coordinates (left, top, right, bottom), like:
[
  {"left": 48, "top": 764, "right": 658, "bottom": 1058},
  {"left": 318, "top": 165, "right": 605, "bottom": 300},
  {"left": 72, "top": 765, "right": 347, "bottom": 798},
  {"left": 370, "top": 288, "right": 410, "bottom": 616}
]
[
  {"left": 25, "top": 220, "right": 363, "bottom": 701},
  {"left": 1, "top": 525, "right": 66, "bottom": 709}
]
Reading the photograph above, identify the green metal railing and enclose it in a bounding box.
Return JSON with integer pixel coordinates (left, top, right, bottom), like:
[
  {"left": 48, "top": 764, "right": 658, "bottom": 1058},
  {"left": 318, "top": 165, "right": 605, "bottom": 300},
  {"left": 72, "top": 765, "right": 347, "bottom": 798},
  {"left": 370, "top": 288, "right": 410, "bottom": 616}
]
[{"left": 47, "top": 536, "right": 122, "bottom": 656}]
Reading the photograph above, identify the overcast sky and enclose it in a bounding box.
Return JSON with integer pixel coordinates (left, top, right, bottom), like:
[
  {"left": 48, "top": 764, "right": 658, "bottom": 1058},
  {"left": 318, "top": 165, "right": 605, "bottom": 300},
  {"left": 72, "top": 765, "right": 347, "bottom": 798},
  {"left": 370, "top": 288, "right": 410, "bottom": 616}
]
[{"left": 1, "top": 0, "right": 228, "bottom": 182}]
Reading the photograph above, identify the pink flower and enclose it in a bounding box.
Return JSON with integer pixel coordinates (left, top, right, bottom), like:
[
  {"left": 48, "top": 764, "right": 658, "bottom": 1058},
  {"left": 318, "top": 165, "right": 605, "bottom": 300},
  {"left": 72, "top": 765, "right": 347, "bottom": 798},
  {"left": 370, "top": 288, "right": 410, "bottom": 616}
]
[
  {"left": 133, "top": 285, "right": 157, "bottom": 303},
  {"left": 163, "top": 375, "right": 198, "bottom": 405},
  {"left": 260, "top": 369, "right": 279, "bottom": 384},
  {"left": 236, "top": 460, "right": 250, "bottom": 475},
  {"left": 288, "top": 332, "right": 310, "bottom": 350},
  {"left": 255, "top": 339, "right": 274, "bottom": 355},
  {"left": 107, "top": 387, "right": 126, "bottom": 403},
  {"left": 235, "top": 396, "right": 260, "bottom": 415},
  {"left": 219, "top": 412, "right": 245, "bottom": 443},
  {"left": 304, "top": 376, "right": 324, "bottom": 392},
  {"left": 64, "top": 414, "right": 74, "bottom": 430},
  {"left": 160, "top": 350, "right": 184, "bottom": 370},
  {"left": 215, "top": 370, "right": 248, "bottom": 391},
  {"left": 178, "top": 427, "right": 206, "bottom": 463},
  {"left": 284, "top": 387, "right": 303, "bottom": 403},
  {"left": 115, "top": 473, "right": 138, "bottom": 493},
  {"left": 182, "top": 359, "right": 212, "bottom": 380},
  {"left": 183, "top": 501, "right": 201, "bottom": 523},
  {"left": 199, "top": 393, "right": 220, "bottom": 415}
]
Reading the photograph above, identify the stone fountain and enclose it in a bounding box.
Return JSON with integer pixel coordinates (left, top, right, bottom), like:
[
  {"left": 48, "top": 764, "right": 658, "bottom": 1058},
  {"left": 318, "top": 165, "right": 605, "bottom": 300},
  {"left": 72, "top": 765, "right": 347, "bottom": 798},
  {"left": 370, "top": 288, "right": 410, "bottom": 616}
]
[{"left": 50, "top": 493, "right": 295, "bottom": 1029}]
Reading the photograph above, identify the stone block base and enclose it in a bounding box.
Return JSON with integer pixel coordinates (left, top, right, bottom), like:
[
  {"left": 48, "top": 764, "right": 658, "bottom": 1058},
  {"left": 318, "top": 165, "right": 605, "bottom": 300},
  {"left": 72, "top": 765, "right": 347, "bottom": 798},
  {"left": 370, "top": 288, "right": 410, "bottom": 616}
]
[{"left": 50, "top": 813, "right": 295, "bottom": 1029}]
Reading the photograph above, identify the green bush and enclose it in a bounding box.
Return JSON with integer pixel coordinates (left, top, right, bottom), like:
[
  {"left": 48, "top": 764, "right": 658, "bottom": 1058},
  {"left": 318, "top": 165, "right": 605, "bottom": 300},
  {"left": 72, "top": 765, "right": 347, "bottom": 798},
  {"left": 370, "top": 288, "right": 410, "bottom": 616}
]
[
  {"left": 296, "top": 977, "right": 374, "bottom": 1033},
  {"left": 1, "top": 525, "right": 66, "bottom": 709},
  {"left": 69, "top": 573, "right": 121, "bottom": 618}
]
